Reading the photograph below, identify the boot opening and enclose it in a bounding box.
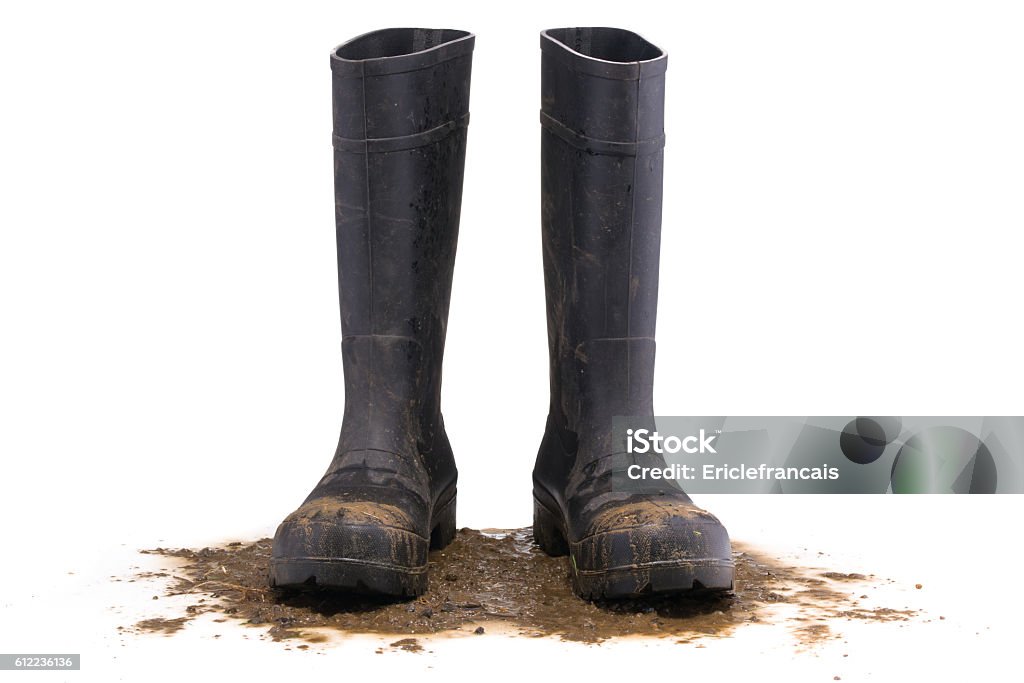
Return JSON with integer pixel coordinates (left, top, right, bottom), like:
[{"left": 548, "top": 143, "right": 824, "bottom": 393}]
[
  {"left": 336, "top": 28, "right": 472, "bottom": 60},
  {"left": 545, "top": 27, "right": 664, "bottom": 63}
]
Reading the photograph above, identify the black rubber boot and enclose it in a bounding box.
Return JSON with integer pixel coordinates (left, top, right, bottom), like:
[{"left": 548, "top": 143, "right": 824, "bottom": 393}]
[
  {"left": 531, "top": 28, "right": 734, "bottom": 599},
  {"left": 270, "top": 28, "right": 474, "bottom": 597}
]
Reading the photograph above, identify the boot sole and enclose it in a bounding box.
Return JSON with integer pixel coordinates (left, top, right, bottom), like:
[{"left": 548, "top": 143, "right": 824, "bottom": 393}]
[
  {"left": 269, "top": 494, "right": 457, "bottom": 597},
  {"left": 533, "top": 496, "right": 734, "bottom": 599}
]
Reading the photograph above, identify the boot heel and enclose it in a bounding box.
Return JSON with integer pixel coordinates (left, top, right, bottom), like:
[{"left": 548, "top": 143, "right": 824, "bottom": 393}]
[
  {"left": 533, "top": 497, "right": 569, "bottom": 556},
  {"left": 429, "top": 495, "right": 457, "bottom": 550}
]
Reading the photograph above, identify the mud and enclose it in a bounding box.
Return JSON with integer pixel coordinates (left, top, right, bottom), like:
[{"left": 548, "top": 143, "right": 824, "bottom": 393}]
[
  {"left": 132, "top": 617, "right": 190, "bottom": 634},
  {"left": 129, "top": 528, "right": 916, "bottom": 646}
]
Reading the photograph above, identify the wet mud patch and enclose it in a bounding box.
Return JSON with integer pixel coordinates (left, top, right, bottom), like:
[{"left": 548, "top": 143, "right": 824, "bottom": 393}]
[
  {"left": 131, "top": 616, "right": 190, "bottom": 635},
  {"left": 129, "top": 528, "right": 916, "bottom": 646},
  {"left": 388, "top": 638, "right": 424, "bottom": 653}
]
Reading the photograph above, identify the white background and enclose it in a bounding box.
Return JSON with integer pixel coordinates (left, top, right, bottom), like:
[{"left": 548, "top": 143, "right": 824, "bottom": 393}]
[{"left": 1, "top": 1, "right": 1022, "bottom": 681}]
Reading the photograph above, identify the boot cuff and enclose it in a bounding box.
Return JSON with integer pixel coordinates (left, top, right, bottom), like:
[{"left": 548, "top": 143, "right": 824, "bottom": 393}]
[
  {"left": 541, "top": 27, "right": 666, "bottom": 80},
  {"left": 331, "top": 28, "right": 474, "bottom": 77}
]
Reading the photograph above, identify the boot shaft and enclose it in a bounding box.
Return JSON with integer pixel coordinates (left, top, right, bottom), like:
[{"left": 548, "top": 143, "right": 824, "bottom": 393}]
[
  {"left": 539, "top": 28, "right": 667, "bottom": 433},
  {"left": 331, "top": 29, "right": 473, "bottom": 340},
  {"left": 330, "top": 29, "right": 473, "bottom": 458}
]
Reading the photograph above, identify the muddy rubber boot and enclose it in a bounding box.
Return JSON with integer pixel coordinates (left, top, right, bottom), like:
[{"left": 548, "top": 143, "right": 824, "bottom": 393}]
[
  {"left": 531, "top": 27, "right": 734, "bottom": 599},
  {"left": 269, "top": 28, "right": 474, "bottom": 597}
]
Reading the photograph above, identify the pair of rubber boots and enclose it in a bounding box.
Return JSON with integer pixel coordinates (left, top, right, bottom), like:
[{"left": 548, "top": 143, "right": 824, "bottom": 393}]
[{"left": 269, "top": 27, "right": 734, "bottom": 600}]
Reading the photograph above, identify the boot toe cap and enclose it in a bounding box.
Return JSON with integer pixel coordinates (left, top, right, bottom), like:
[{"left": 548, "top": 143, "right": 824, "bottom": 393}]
[
  {"left": 270, "top": 499, "right": 429, "bottom": 590},
  {"left": 571, "top": 499, "right": 733, "bottom": 584}
]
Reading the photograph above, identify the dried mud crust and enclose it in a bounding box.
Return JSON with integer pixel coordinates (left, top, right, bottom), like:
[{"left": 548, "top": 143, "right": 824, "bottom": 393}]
[{"left": 129, "top": 528, "right": 917, "bottom": 646}]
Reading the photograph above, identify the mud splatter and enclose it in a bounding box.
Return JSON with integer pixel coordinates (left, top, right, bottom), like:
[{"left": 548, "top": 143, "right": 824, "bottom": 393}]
[
  {"left": 388, "top": 638, "right": 423, "bottom": 653},
  {"left": 821, "top": 572, "right": 868, "bottom": 581},
  {"left": 794, "top": 623, "right": 837, "bottom": 648},
  {"left": 133, "top": 617, "right": 190, "bottom": 635},
  {"left": 129, "top": 528, "right": 916, "bottom": 647}
]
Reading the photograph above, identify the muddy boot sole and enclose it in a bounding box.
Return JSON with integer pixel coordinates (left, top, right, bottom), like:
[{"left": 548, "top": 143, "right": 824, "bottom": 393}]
[
  {"left": 533, "top": 497, "right": 734, "bottom": 599},
  {"left": 269, "top": 496, "right": 457, "bottom": 597}
]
